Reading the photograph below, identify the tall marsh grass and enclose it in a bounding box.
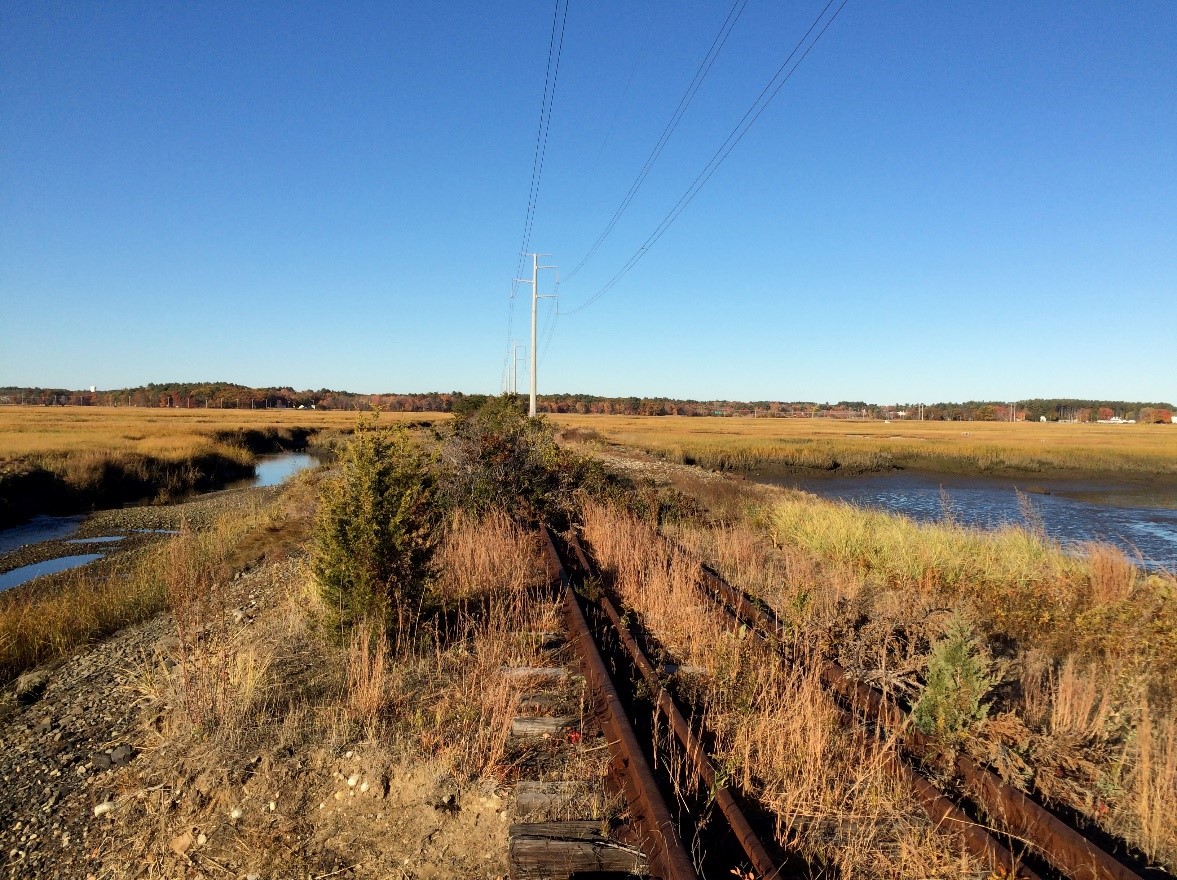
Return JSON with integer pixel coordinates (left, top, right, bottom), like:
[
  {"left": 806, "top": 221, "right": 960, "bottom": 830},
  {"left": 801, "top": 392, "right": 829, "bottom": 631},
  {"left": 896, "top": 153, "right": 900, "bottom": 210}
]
[
  {"left": 0, "top": 551, "right": 168, "bottom": 684},
  {"left": 766, "top": 492, "right": 1177, "bottom": 687},
  {"left": 552, "top": 414, "right": 1177, "bottom": 476}
]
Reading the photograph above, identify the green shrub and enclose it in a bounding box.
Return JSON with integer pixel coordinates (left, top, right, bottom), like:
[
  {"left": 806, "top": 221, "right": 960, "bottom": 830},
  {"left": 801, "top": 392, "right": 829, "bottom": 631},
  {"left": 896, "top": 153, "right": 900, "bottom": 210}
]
[
  {"left": 313, "top": 417, "right": 436, "bottom": 637},
  {"left": 913, "top": 614, "right": 996, "bottom": 740}
]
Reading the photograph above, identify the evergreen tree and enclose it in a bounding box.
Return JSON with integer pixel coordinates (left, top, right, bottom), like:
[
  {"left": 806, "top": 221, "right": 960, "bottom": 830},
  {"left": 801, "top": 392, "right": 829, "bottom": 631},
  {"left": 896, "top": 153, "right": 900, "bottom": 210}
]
[{"left": 312, "top": 416, "right": 435, "bottom": 636}]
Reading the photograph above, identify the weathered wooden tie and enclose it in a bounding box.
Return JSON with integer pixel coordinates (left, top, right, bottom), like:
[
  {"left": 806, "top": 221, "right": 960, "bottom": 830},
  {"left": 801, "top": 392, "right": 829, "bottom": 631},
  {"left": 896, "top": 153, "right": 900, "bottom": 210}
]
[
  {"left": 508, "top": 821, "right": 647, "bottom": 880},
  {"left": 513, "top": 781, "right": 593, "bottom": 817},
  {"left": 510, "top": 715, "right": 578, "bottom": 737}
]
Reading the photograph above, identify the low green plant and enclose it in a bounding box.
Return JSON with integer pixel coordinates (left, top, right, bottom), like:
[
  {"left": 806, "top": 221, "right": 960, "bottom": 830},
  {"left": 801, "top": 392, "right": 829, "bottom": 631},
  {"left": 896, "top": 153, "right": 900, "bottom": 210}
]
[
  {"left": 312, "top": 416, "right": 436, "bottom": 637},
  {"left": 913, "top": 614, "right": 996, "bottom": 740}
]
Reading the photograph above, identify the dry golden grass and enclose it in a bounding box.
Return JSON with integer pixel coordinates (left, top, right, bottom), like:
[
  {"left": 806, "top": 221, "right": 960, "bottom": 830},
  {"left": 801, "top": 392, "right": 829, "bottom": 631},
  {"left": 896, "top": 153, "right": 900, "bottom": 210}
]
[
  {"left": 0, "top": 405, "right": 444, "bottom": 461},
  {"left": 345, "top": 620, "right": 392, "bottom": 732},
  {"left": 112, "top": 491, "right": 588, "bottom": 876},
  {"left": 0, "top": 551, "right": 168, "bottom": 684},
  {"left": 581, "top": 501, "right": 983, "bottom": 878},
  {"left": 552, "top": 413, "right": 1177, "bottom": 475},
  {"left": 623, "top": 472, "right": 1177, "bottom": 869},
  {"left": 0, "top": 496, "right": 274, "bottom": 684}
]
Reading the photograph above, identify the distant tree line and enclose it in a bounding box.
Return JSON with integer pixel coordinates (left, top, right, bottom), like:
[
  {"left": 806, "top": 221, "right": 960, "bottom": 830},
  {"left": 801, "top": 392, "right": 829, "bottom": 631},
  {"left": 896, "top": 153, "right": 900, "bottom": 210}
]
[{"left": 0, "top": 386, "right": 1171, "bottom": 423}]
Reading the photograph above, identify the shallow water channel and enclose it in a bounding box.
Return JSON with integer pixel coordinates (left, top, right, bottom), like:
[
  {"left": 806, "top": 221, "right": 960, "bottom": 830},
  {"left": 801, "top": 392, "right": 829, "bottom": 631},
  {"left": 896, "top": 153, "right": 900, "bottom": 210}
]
[
  {"left": 0, "top": 451, "right": 319, "bottom": 591},
  {"left": 249, "top": 452, "right": 318, "bottom": 487},
  {"left": 752, "top": 469, "right": 1177, "bottom": 571}
]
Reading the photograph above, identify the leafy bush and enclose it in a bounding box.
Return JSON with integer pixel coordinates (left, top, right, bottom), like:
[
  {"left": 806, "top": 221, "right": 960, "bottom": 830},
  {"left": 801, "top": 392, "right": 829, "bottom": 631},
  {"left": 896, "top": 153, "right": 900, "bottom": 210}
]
[
  {"left": 913, "top": 614, "right": 996, "bottom": 740},
  {"left": 313, "top": 417, "right": 436, "bottom": 637},
  {"left": 438, "top": 395, "right": 595, "bottom": 522}
]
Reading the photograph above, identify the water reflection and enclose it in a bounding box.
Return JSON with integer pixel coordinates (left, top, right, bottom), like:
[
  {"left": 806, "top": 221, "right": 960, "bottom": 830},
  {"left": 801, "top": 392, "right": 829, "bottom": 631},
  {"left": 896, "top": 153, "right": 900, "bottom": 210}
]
[
  {"left": 0, "top": 515, "right": 83, "bottom": 555},
  {"left": 251, "top": 452, "right": 318, "bottom": 487},
  {"left": 0, "top": 554, "right": 103, "bottom": 591}
]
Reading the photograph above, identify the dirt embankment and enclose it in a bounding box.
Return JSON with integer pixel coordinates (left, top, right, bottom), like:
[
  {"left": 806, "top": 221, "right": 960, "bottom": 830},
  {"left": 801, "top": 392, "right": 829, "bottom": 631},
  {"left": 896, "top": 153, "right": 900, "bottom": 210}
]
[
  {"left": 0, "top": 558, "right": 517, "bottom": 879},
  {"left": 1, "top": 473, "right": 613, "bottom": 878}
]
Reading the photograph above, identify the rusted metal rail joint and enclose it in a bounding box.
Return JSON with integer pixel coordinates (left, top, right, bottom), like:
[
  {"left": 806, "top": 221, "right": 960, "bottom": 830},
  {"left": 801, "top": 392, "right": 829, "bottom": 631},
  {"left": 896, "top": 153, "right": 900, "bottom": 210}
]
[
  {"left": 696, "top": 564, "right": 1145, "bottom": 880},
  {"left": 540, "top": 527, "right": 699, "bottom": 880}
]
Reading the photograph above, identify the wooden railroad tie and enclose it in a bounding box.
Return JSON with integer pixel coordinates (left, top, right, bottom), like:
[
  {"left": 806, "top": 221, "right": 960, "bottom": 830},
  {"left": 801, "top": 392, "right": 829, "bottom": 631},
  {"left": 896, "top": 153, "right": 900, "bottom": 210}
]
[
  {"left": 510, "top": 715, "right": 579, "bottom": 737},
  {"left": 508, "top": 821, "right": 647, "bottom": 880}
]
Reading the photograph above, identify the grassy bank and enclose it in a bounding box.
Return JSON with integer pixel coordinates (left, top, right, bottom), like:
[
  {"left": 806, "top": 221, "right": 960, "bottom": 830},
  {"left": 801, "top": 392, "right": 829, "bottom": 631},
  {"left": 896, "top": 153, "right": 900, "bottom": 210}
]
[
  {"left": 552, "top": 414, "right": 1177, "bottom": 476},
  {"left": 2, "top": 418, "right": 609, "bottom": 876},
  {"left": 0, "top": 406, "right": 441, "bottom": 526},
  {"left": 585, "top": 495, "right": 1177, "bottom": 868},
  {"left": 576, "top": 442, "right": 1177, "bottom": 869},
  {"left": 0, "top": 484, "right": 293, "bottom": 684}
]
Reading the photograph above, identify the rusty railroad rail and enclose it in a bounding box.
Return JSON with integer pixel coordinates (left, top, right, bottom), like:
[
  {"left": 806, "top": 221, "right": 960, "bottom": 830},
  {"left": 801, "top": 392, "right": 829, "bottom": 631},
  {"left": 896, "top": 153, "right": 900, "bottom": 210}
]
[
  {"left": 691, "top": 560, "right": 1151, "bottom": 880},
  {"left": 539, "top": 518, "right": 1157, "bottom": 880}
]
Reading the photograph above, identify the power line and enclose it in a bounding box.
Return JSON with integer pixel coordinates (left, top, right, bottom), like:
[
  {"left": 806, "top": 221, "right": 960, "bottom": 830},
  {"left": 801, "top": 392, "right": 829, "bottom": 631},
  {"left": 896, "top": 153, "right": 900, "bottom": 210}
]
[
  {"left": 563, "top": 0, "right": 750, "bottom": 283},
  {"left": 561, "top": 0, "right": 850, "bottom": 317},
  {"left": 512, "top": 0, "right": 571, "bottom": 297},
  {"left": 538, "top": 284, "right": 560, "bottom": 366},
  {"left": 504, "top": 0, "right": 571, "bottom": 382},
  {"left": 582, "top": 5, "right": 659, "bottom": 185}
]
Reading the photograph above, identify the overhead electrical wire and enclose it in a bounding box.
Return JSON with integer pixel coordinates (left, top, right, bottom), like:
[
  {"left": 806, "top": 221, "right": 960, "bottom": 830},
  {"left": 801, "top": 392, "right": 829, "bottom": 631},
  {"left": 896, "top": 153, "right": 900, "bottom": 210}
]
[
  {"left": 503, "top": 0, "right": 571, "bottom": 384},
  {"left": 582, "top": 5, "right": 659, "bottom": 185},
  {"left": 561, "top": 0, "right": 850, "bottom": 317},
  {"left": 538, "top": 293, "right": 560, "bottom": 366},
  {"left": 563, "top": 0, "right": 751, "bottom": 283}
]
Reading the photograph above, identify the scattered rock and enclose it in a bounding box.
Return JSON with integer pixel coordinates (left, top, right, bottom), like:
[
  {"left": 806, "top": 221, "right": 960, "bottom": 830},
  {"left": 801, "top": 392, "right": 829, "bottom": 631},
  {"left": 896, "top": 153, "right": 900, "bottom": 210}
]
[
  {"left": 15, "top": 670, "right": 51, "bottom": 705},
  {"left": 156, "top": 635, "right": 181, "bottom": 655},
  {"left": 109, "top": 744, "right": 137, "bottom": 766}
]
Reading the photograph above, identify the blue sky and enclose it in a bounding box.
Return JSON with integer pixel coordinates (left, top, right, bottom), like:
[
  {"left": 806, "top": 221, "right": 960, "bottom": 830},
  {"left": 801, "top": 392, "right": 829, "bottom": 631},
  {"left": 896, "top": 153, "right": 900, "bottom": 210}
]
[{"left": 2, "top": 1, "right": 1174, "bottom": 402}]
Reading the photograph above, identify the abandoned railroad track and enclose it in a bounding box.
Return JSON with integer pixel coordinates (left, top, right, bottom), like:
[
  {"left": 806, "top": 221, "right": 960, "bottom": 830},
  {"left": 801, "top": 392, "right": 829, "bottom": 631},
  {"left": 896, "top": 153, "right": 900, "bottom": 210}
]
[
  {"left": 536, "top": 512, "right": 1165, "bottom": 880},
  {"left": 689, "top": 554, "right": 1160, "bottom": 880},
  {"left": 537, "top": 524, "right": 791, "bottom": 880}
]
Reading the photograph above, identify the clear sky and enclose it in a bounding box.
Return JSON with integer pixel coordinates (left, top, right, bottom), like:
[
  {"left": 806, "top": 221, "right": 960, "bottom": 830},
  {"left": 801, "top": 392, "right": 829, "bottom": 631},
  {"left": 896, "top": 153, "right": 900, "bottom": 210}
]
[{"left": 2, "top": 1, "right": 1174, "bottom": 403}]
